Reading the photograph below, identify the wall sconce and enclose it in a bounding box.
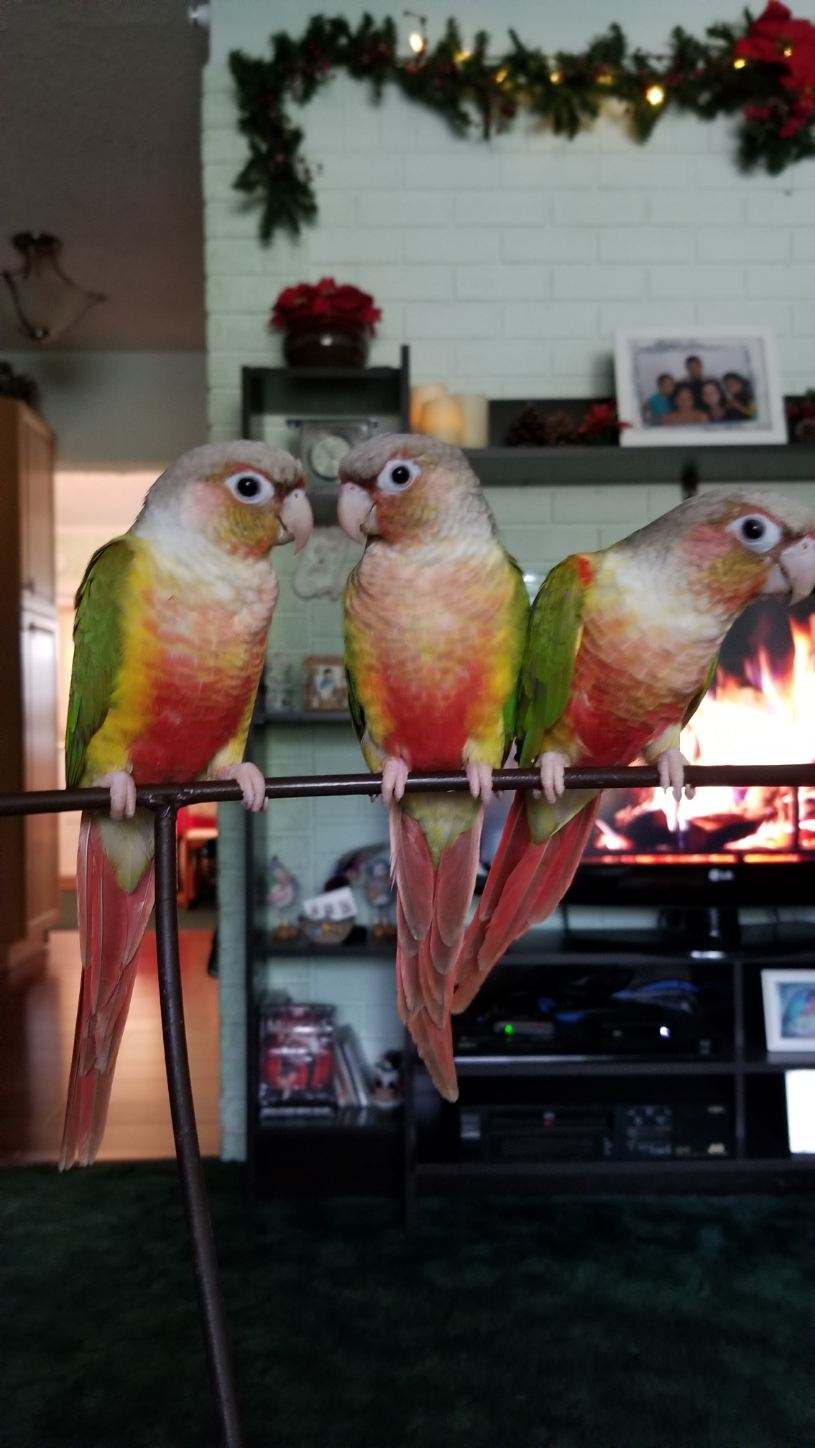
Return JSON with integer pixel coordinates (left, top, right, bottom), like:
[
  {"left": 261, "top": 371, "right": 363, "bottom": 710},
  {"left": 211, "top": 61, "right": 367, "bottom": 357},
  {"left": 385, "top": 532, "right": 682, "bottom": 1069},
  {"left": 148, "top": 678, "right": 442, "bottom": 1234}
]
[{"left": 1, "top": 232, "right": 107, "bottom": 344}]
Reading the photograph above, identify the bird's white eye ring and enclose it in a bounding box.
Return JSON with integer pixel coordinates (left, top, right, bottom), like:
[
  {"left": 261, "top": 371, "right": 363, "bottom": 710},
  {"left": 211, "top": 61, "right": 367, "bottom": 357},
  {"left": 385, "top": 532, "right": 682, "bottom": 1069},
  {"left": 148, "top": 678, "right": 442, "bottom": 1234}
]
[
  {"left": 224, "top": 470, "right": 274, "bottom": 506},
  {"left": 376, "top": 458, "right": 420, "bottom": 495},
  {"left": 729, "top": 514, "right": 783, "bottom": 554}
]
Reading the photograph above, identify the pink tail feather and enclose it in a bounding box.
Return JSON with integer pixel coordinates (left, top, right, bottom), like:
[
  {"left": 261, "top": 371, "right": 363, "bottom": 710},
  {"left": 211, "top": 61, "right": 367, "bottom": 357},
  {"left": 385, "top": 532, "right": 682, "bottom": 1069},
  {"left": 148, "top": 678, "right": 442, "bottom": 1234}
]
[
  {"left": 59, "top": 814, "right": 155, "bottom": 1170},
  {"left": 391, "top": 805, "right": 482, "bottom": 1101},
  {"left": 453, "top": 798, "right": 599, "bottom": 1015}
]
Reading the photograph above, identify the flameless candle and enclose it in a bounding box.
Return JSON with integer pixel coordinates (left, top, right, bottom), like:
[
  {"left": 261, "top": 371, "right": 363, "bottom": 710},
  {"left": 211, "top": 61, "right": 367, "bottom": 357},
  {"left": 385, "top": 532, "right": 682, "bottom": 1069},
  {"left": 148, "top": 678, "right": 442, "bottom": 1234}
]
[
  {"left": 420, "top": 394, "right": 465, "bottom": 444},
  {"left": 452, "top": 393, "right": 489, "bottom": 448},
  {"left": 409, "top": 383, "right": 447, "bottom": 431}
]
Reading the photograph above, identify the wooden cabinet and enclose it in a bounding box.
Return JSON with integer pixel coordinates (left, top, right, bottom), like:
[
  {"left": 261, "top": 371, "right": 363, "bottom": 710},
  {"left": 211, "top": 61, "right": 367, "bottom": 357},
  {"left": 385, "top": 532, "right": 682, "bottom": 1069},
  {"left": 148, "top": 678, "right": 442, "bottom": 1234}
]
[{"left": 0, "top": 399, "right": 58, "bottom": 968}]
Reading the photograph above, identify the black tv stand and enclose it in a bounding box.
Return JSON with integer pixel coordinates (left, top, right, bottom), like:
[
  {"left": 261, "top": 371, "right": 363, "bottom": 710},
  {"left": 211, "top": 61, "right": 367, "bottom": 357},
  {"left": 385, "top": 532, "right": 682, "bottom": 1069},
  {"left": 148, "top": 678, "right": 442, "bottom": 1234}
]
[
  {"left": 403, "top": 927, "right": 815, "bottom": 1217},
  {"left": 660, "top": 905, "right": 742, "bottom": 954}
]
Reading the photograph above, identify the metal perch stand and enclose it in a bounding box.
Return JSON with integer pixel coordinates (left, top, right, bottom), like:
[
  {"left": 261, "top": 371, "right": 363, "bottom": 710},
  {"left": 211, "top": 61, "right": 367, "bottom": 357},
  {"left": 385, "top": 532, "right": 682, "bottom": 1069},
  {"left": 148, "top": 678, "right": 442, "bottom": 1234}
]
[{"left": 2, "top": 760, "right": 815, "bottom": 1448}]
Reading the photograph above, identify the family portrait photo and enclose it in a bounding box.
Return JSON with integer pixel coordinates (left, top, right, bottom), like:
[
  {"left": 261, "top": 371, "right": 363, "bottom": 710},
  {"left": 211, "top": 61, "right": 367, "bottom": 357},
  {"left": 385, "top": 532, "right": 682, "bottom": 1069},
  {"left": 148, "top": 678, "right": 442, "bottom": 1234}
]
[{"left": 615, "top": 328, "right": 787, "bottom": 447}]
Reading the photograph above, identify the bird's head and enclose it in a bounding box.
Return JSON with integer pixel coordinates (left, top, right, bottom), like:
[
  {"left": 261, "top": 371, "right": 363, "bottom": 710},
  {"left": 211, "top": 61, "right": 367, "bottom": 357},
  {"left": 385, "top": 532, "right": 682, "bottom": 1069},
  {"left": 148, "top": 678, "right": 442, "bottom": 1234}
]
[
  {"left": 633, "top": 487, "right": 815, "bottom": 618},
  {"left": 138, "top": 442, "right": 313, "bottom": 558},
  {"left": 336, "top": 433, "right": 486, "bottom": 545}
]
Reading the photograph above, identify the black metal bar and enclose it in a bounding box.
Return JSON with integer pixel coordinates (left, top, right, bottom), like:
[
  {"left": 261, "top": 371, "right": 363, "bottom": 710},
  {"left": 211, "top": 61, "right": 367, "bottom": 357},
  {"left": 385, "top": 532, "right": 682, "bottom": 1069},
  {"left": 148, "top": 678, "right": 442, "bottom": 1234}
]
[
  {"left": 153, "top": 806, "right": 245, "bottom": 1448},
  {"left": 2, "top": 762, "right": 815, "bottom": 817}
]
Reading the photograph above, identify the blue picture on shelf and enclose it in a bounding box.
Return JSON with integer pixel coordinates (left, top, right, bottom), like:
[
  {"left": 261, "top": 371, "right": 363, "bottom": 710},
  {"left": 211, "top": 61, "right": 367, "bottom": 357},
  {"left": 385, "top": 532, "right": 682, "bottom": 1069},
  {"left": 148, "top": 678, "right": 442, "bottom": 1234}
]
[{"left": 762, "top": 969, "right": 815, "bottom": 1053}]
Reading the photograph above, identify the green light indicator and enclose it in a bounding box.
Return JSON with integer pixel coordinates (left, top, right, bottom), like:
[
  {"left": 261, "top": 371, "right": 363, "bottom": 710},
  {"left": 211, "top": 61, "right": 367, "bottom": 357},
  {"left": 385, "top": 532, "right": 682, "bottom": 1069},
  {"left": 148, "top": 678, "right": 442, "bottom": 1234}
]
[{"left": 504, "top": 1023, "right": 515, "bottom": 1035}]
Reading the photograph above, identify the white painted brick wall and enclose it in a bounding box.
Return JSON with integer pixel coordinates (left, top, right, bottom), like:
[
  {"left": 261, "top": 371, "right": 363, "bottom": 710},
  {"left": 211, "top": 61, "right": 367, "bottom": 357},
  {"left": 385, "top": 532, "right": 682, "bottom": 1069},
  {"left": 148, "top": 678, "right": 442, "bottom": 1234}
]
[{"left": 205, "top": 0, "right": 815, "bottom": 1158}]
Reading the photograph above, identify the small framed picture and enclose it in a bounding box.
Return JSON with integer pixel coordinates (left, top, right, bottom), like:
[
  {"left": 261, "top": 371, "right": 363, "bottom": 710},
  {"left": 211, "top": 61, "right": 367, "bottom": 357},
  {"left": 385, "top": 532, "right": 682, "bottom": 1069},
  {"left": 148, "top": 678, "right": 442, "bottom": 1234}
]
[
  {"left": 615, "top": 327, "right": 786, "bottom": 447},
  {"left": 761, "top": 970, "right": 815, "bottom": 1053},
  {"left": 301, "top": 654, "right": 348, "bottom": 712}
]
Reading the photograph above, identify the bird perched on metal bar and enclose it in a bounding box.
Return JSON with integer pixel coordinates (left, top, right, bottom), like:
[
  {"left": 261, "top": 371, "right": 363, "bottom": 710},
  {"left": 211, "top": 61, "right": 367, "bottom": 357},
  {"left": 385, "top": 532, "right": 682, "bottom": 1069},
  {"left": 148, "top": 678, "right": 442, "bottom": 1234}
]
[
  {"left": 338, "top": 434, "right": 529, "bottom": 1102},
  {"left": 454, "top": 487, "right": 815, "bottom": 1014},
  {"left": 61, "top": 442, "right": 313, "bottom": 1168}
]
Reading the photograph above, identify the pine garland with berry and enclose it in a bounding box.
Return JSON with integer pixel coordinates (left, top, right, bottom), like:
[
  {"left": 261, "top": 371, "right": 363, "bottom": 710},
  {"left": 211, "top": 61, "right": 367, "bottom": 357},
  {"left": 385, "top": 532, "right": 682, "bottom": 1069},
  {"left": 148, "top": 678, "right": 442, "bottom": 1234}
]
[{"left": 230, "top": 5, "right": 815, "bottom": 244}]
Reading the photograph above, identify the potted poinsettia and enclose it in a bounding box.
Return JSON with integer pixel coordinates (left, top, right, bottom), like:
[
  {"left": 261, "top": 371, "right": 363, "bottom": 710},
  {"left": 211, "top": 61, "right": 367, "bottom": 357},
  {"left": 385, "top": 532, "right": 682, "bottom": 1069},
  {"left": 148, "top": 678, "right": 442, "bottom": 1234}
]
[{"left": 270, "top": 276, "right": 382, "bottom": 368}]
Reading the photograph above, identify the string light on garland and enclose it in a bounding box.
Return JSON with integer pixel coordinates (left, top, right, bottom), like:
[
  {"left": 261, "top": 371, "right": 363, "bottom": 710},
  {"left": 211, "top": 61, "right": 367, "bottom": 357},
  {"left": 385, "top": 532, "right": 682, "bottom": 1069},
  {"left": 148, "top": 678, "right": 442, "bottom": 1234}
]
[
  {"left": 229, "top": 4, "right": 815, "bottom": 243},
  {"left": 404, "top": 10, "right": 427, "bottom": 56}
]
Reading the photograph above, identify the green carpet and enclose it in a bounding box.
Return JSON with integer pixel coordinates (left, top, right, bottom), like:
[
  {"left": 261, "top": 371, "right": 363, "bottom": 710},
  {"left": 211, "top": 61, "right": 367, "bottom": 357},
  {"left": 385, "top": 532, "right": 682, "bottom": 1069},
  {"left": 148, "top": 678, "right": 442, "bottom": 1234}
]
[{"left": 1, "top": 1166, "right": 813, "bottom": 1448}]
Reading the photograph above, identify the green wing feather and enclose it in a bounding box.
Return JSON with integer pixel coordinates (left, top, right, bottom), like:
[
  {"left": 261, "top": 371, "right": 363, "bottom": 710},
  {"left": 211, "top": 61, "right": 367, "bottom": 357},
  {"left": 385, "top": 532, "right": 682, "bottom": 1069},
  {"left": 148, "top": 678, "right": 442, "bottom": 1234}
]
[
  {"left": 682, "top": 652, "right": 719, "bottom": 731},
  {"left": 517, "top": 555, "right": 587, "bottom": 768},
  {"left": 500, "top": 554, "right": 532, "bottom": 758},
  {"left": 345, "top": 664, "right": 366, "bottom": 746},
  {"left": 65, "top": 538, "right": 134, "bottom": 789}
]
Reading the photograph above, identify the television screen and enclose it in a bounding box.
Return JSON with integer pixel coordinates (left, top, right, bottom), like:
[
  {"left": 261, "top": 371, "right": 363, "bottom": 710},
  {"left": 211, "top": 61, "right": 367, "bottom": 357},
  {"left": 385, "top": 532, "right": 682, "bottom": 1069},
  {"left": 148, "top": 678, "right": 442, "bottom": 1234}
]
[{"left": 584, "top": 596, "right": 815, "bottom": 866}]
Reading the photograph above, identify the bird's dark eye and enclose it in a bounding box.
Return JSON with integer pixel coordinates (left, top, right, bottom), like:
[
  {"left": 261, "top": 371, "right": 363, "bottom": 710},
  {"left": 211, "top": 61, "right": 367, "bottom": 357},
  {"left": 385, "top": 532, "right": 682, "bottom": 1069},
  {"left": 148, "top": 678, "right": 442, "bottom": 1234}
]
[
  {"left": 224, "top": 469, "right": 274, "bottom": 505},
  {"left": 376, "top": 457, "right": 420, "bottom": 494},
  {"left": 729, "top": 513, "right": 783, "bottom": 554}
]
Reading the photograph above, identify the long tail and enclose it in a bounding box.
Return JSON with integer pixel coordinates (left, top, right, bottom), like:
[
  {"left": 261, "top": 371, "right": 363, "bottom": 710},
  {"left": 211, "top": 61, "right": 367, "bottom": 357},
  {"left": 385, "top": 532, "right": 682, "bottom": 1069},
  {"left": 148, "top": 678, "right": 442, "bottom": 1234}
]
[
  {"left": 59, "top": 813, "right": 155, "bottom": 1170},
  {"left": 452, "top": 794, "right": 600, "bottom": 1015},
  {"left": 390, "top": 801, "right": 482, "bottom": 1102}
]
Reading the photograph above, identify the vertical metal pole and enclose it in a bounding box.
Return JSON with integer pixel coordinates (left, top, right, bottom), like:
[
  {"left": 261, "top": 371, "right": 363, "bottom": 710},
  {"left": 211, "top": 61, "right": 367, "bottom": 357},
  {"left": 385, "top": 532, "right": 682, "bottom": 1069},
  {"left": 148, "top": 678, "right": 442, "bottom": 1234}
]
[{"left": 153, "top": 806, "right": 245, "bottom": 1448}]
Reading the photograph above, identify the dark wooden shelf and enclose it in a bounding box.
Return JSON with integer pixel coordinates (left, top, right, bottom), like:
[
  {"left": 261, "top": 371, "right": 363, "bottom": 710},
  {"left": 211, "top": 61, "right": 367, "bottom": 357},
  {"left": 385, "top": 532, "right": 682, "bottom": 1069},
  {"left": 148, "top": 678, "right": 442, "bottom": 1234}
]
[
  {"left": 464, "top": 443, "right": 815, "bottom": 488},
  {"left": 254, "top": 927, "right": 393, "bottom": 960},
  {"left": 744, "top": 1052, "right": 815, "bottom": 1073},
  {"left": 254, "top": 710, "right": 350, "bottom": 726},
  {"left": 257, "top": 1107, "right": 400, "bottom": 1135},
  {"left": 454, "top": 1054, "right": 734, "bottom": 1078}
]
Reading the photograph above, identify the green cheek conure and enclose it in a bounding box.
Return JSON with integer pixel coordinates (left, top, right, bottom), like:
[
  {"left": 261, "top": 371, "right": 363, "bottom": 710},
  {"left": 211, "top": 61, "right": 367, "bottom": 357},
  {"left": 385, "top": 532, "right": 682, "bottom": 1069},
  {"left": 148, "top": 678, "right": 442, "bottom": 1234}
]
[
  {"left": 338, "top": 435, "right": 529, "bottom": 1101},
  {"left": 454, "top": 487, "right": 815, "bottom": 1013},
  {"left": 61, "top": 442, "right": 313, "bottom": 1168}
]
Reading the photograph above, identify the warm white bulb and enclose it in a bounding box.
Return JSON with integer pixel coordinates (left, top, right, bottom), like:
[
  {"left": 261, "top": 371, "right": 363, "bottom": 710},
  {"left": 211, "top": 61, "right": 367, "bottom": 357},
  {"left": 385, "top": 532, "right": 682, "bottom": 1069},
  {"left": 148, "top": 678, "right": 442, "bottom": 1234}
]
[
  {"left": 549, "top": 69, "right": 563, "bottom": 85},
  {"left": 645, "top": 83, "right": 666, "bottom": 107},
  {"left": 733, "top": 56, "right": 747, "bottom": 70},
  {"left": 408, "top": 30, "right": 426, "bottom": 54}
]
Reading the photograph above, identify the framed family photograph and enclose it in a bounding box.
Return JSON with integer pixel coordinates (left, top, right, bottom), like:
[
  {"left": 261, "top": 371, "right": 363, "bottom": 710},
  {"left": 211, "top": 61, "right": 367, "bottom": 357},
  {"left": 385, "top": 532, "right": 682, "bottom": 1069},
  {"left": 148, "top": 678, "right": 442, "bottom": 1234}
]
[
  {"left": 761, "top": 969, "right": 815, "bottom": 1054},
  {"left": 615, "top": 327, "right": 786, "bottom": 447}
]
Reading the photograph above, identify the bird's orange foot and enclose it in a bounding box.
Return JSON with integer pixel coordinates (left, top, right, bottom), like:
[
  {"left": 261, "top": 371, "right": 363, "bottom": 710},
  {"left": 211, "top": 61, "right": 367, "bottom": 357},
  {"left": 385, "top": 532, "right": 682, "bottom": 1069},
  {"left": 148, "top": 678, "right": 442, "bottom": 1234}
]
[
  {"left": 465, "top": 762, "right": 493, "bottom": 805},
  {"left": 381, "top": 757, "right": 409, "bottom": 806},
  {"left": 97, "top": 770, "right": 137, "bottom": 821},
  {"left": 536, "top": 752, "right": 569, "bottom": 804},
  {"left": 217, "top": 762, "right": 267, "bottom": 812},
  {"left": 656, "top": 747, "right": 695, "bottom": 802}
]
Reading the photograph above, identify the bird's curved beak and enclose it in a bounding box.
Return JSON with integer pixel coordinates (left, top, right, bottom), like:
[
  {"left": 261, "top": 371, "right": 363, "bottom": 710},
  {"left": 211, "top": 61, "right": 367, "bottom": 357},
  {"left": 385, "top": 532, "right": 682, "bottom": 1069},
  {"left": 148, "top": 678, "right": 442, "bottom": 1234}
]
[
  {"left": 765, "top": 534, "right": 815, "bottom": 604},
  {"left": 278, "top": 488, "right": 314, "bottom": 553},
  {"left": 337, "top": 481, "right": 379, "bottom": 543}
]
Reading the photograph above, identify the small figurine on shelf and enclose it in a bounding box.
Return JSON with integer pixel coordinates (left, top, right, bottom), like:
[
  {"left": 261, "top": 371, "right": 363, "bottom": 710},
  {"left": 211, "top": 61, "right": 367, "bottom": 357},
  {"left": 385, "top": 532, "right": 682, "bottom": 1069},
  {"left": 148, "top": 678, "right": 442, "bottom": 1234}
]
[
  {"left": 267, "top": 855, "right": 302, "bottom": 942},
  {"left": 359, "top": 848, "right": 397, "bottom": 941},
  {"left": 371, "top": 1050, "right": 402, "bottom": 1111},
  {"left": 265, "top": 652, "right": 295, "bottom": 714},
  {"left": 302, "top": 654, "right": 348, "bottom": 711}
]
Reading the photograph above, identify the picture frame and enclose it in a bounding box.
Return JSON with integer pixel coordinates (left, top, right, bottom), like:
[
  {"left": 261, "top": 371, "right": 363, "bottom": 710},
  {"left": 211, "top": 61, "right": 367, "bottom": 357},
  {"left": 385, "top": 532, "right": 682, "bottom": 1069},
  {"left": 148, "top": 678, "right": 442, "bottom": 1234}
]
[
  {"left": 761, "top": 969, "right": 815, "bottom": 1053},
  {"left": 301, "top": 654, "right": 348, "bottom": 712},
  {"left": 614, "top": 327, "right": 787, "bottom": 447}
]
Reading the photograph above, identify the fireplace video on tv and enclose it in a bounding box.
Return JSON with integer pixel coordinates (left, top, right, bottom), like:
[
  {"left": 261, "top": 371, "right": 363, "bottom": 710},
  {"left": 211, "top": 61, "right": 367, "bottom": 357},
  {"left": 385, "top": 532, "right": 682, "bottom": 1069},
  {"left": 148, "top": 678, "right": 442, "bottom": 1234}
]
[{"left": 586, "top": 596, "right": 815, "bottom": 866}]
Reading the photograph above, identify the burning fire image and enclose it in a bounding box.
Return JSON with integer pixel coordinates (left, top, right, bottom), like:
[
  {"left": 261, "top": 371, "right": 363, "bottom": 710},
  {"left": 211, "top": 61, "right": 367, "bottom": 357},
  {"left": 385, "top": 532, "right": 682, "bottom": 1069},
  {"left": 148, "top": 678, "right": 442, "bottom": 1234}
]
[{"left": 590, "top": 601, "right": 815, "bottom": 863}]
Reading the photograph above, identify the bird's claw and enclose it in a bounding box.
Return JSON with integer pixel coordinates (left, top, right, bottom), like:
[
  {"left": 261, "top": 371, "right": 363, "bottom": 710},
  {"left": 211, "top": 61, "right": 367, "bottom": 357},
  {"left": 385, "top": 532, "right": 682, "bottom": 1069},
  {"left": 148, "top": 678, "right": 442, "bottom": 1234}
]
[
  {"left": 535, "top": 752, "right": 569, "bottom": 805},
  {"left": 381, "top": 757, "right": 409, "bottom": 806},
  {"left": 218, "top": 762, "right": 267, "bottom": 812},
  {"left": 656, "top": 748, "right": 695, "bottom": 802},
  {"left": 98, "top": 770, "right": 137, "bottom": 821},
  {"left": 465, "top": 762, "right": 493, "bottom": 805}
]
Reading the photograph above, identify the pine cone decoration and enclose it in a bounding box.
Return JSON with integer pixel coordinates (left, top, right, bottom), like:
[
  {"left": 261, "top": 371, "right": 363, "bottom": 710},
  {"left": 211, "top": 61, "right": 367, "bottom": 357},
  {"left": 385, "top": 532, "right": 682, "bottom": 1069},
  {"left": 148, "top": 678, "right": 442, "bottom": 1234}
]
[
  {"left": 504, "top": 403, "right": 548, "bottom": 446},
  {"left": 542, "top": 410, "right": 579, "bottom": 446}
]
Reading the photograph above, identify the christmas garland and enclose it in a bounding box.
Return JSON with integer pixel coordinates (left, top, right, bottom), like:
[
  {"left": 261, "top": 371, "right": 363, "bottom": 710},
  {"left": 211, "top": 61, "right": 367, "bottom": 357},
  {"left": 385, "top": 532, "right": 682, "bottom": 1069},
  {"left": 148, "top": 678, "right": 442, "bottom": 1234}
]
[{"left": 229, "top": 5, "right": 815, "bottom": 244}]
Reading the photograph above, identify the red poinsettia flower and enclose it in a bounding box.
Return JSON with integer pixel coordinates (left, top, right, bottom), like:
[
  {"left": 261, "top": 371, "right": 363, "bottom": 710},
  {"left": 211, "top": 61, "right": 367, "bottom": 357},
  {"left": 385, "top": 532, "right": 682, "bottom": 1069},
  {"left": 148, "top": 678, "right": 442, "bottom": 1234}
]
[
  {"left": 735, "top": 2, "right": 815, "bottom": 134},
  {"left": 270, "top": 276, "right": 382, "bottom": 334}
]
